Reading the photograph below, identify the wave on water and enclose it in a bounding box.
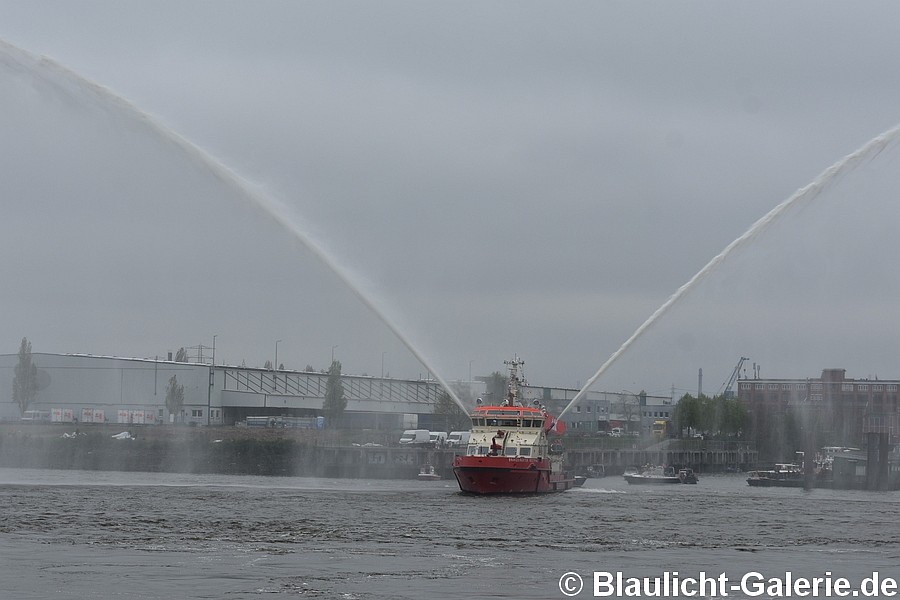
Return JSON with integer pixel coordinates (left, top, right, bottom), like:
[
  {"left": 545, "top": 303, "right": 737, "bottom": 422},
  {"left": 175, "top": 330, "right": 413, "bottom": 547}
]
[{"left": 573, "top": 487, "right": 626, "bottom": 494}]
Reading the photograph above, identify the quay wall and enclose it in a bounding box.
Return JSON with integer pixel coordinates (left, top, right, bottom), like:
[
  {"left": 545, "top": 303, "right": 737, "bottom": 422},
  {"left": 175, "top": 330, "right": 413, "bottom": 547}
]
[
  {"left": 0, "top": 425, "right": 757, "bottom": 478},
  {"left": 0, "top": 429, "right": 440, "bottom": 478},
  {"left": 566, "top": 440, "right": 759, "bottom": 475}
]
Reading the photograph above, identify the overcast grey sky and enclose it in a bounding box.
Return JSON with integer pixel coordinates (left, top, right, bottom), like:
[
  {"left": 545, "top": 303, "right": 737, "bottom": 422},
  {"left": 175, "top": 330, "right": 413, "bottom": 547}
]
[{"left": 2, "top": 2, "right": 900, "bottom": 398}]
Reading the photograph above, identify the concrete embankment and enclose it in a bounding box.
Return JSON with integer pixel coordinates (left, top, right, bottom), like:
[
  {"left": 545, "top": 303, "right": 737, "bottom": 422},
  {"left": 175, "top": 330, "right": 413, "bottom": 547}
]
[
  {"left": 566, "top": 439, "right": 759, "bottom": 474},
  {"left": 0, "top": 426, "right": 454, "bottom": 478},
  {"left": 0, "top": 425, "right": 757, "bottom": 477}
]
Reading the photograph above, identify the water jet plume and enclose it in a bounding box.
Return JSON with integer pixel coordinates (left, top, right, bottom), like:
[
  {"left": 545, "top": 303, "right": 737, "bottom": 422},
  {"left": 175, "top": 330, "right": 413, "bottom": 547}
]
[
  {"left": 0, "top": 37, "right": 466, "bottom": 412},
  {"left": 559, "top": 122, "right": 900, "bottom": 419}
]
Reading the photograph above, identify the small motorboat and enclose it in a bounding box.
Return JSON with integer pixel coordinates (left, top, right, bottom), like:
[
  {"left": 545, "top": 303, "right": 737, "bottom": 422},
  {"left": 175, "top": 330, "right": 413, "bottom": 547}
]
[
  {"left": 678, "top": 468, "right": 699, "bottom": 484},
  {"left": 417, "top": 465, "right": 441, "bottom": 481},
  {"left": 624, "top": 465, "right": 698, "bottom": 485},
  {"left": 746, "top": 463, "right": 806, "bottom": 487}
]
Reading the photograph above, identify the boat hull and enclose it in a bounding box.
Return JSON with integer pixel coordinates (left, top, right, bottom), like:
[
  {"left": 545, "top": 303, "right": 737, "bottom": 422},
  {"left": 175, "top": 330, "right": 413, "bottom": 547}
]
[
  {"left": 624, "top": 475, "right": 682, "bottom": 485},
  {"left": 747, "top": 477, "right": 832, "bottom": 489},
  {"left": 453, "top": 456, "right": 574, "bottom": 494}
]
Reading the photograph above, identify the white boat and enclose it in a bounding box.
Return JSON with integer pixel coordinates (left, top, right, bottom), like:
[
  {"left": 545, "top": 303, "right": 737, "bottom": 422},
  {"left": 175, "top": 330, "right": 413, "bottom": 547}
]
[
  {"left": 417, "top": 465, "right": 441, "bottom": 481},
  {"left": 624, "top": 465, "right": 698, "bottom": 485}
]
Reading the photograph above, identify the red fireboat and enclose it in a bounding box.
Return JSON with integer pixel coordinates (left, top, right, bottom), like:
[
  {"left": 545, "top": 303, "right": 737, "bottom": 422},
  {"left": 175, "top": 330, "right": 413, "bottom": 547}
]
[{"left": 452, "top": 357, "right": 575, "bottom": 494}]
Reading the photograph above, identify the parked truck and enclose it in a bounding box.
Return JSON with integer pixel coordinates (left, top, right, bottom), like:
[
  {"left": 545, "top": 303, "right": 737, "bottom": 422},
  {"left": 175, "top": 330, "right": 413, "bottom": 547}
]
[
  {"left": 429, "top": 431, "right": 448, "bottom": 446},
  {"left": 399, "top": 429, "right": 430, "bottom": 445},
  {"left": 446, "top": 431, "right": 470, "bottom": 448}
]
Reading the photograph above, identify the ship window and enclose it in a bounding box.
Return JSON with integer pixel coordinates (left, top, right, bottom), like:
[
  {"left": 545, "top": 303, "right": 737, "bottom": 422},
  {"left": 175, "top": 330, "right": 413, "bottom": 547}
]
[
  {"left": 501, "top": 419, "right": 519, "bottom": 426},
  {"left": 477, "top": 446, "right": 489, "bottom": 455},
  {"left": 467, "top": 445, "right": 478, "bottom": 455},
  {"left": 504, "top": 447, "right": 517, "bottom": 456},
  {"left": 487, "top": 419, "right": 499, "bottom": 427},
  {"left": 522, "top": 419, "right": 532, "bottom": 427},
  {"left": 518, "top": 447, "right": 531, "bottom": 456}
]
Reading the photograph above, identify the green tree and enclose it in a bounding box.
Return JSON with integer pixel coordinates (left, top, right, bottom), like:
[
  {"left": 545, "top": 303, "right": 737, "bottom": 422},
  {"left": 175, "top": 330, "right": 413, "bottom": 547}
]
[
  {"left": 165, "top": 374, "right": 184, "bottom": 422},
  {"left": 174, "top": 347, "right": 188, "bottom": 362},
  {"left": 484, "top": 371, "right": 508, "bottom": 404},
  {"left": 434, "top": 390, "right": 470, "bottom": 431},
  {"left": 620, "top": 392, "right": 642, "bottom": 432},
  {"left": 720, "top": 396, "right": 748, "bottom": 437},
  {"left": 677, "top": 393, "right": 748, "bottom": 439},
  {"left": 12, "top": 337, "right": 38, "bottom": 415},
  {"left": 322, "top": 360, "right": 346, "bottom": 426},
  {"left": 674, "top": 394, "right": 705, "bottom": 436}
]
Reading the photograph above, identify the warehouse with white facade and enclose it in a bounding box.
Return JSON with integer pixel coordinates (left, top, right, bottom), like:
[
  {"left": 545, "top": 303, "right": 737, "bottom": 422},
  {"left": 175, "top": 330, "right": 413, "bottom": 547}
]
[
  {"left": 0, "top": 353, "right": 672, "bottom": 433},
  {"left": 0, "top": 353, "right": 446, "bottom": 429}
]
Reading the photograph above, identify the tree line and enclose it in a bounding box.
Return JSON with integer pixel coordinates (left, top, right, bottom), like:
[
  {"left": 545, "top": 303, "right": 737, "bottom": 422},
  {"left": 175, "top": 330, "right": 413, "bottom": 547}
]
[
  {"left": 673, "top": 393, "right": 747, "bottom": 439},
  {"left": 12, "top": 337, "right": 37, "bottom": 414}
]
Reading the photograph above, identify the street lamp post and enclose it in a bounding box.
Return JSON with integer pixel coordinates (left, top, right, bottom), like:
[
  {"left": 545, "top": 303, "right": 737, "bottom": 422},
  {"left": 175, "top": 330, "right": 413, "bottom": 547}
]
[
  {"left": 274, "top": 339, "right": 282, "bottom": 393},
  {"left": 207, "top": 335, "right": 216, "bottom": 427},
  {"left": 620, "top": 389, "right": 643, "bottom": 435},
  {"left": 331, "top": 345, "right": 339, "bottom": 365}
]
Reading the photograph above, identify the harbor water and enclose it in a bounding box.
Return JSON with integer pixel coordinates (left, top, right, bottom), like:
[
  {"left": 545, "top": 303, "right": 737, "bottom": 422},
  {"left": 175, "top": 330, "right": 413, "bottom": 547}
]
[{"left": 1, "top": 468, "right": 899, "bottom": 599}]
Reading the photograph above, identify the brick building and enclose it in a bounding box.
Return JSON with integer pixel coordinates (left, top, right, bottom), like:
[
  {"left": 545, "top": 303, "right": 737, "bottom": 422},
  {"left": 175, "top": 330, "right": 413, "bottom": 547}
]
[{"left": 737, "top": 368, "right": 900, "bottom": 445}]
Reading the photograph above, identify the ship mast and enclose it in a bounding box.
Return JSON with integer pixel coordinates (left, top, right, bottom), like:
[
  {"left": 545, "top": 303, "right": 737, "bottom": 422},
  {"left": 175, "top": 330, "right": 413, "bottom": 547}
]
[{"left": 503, "top": 356, "right": 526, "bottom": 405}]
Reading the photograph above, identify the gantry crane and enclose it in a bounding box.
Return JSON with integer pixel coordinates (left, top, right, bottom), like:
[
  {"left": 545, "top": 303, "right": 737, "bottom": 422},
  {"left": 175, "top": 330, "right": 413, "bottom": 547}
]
[{"left": 721, "top": 357, "right": 749, "bottom": 399}]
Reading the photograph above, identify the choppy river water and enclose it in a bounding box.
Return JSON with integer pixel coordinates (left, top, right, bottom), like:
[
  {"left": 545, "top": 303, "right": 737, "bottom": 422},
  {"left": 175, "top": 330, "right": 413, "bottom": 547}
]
[{"left": 1, "top": 468, "right": 899, "bottom": 599}]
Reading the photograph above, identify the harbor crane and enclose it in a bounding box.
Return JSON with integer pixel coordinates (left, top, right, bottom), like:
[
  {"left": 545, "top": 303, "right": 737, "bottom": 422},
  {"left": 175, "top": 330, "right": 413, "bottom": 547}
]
[{"left": 720, "top": 357, "right": 749, "bottom": 399}]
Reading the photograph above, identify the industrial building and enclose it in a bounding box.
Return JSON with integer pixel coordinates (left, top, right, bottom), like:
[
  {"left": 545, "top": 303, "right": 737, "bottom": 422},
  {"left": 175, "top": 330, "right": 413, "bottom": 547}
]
[
  {"left": 0, "top": 353, "right": 443, "bottom": 429},
  {"left": 543, "top": 389, "right": 673, "bottom": 435},
  {"left": 0, "top": 352, "right": 670, "bottom": 432},
  {"left": 737, "top": 368, "right": 900, "bottom": 445}
]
